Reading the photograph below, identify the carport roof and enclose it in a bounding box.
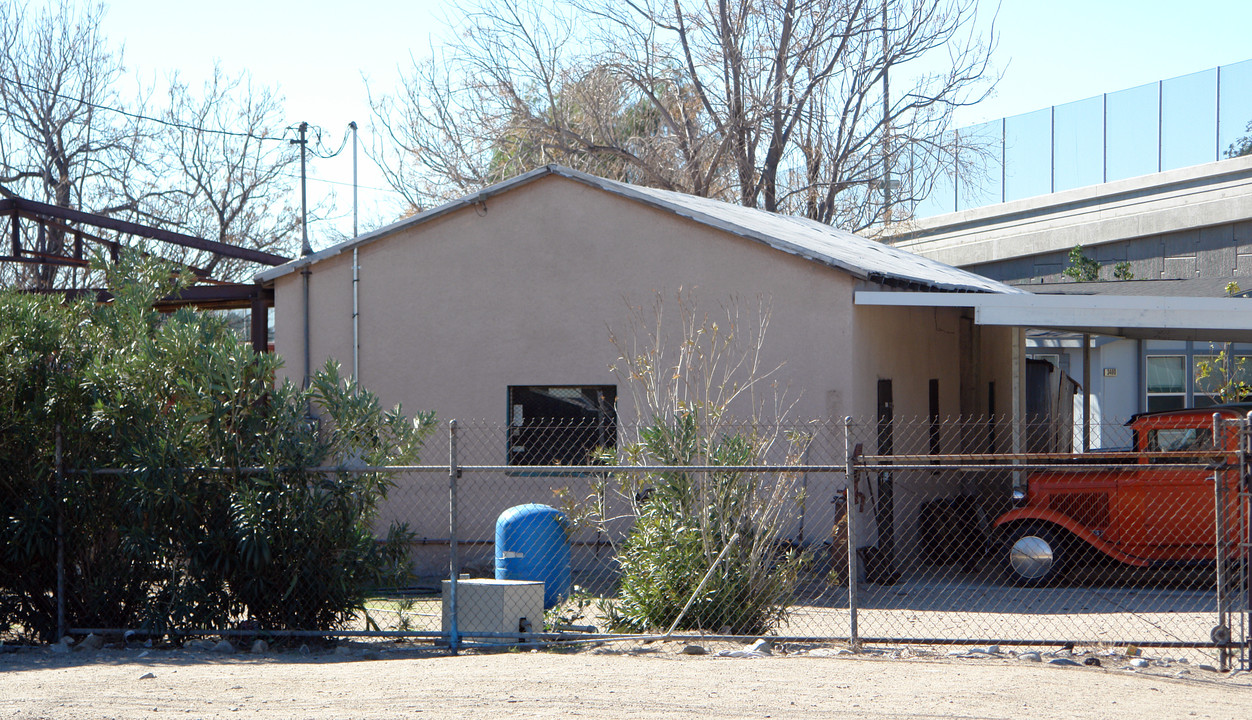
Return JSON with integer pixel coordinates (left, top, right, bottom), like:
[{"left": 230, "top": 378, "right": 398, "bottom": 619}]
[
  {"left": 854, "top": 291, "right": 1252, "bottom": 343},
  {"left": 256, "top": 165, "right": 1024, "bottom": 295}
]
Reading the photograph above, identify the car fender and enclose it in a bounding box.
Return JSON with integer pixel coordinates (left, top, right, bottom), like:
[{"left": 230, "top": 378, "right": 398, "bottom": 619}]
[{"left": 994, "top": 508, "right": 1150, "bottom": 567}]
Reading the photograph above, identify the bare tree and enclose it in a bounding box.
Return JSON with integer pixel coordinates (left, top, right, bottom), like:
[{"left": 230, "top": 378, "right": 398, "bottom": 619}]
[
  {"left": 0, "top": 1, "right": 304, "bottom": 288},
  {"left": 370, "top": 0, "right": 725, "bottom": 212},
  {"left": 139, "top": 66, "right": 301, "bottom": 280},
  {"left": 373, "top": 0, "right": 996, "bottom": 231},
  {"left": 0, "top": 0, "right": 145, "bottom": 287}
]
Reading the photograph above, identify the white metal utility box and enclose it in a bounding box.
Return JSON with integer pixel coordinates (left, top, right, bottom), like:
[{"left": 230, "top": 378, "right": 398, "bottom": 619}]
[{"left": 441, "top": 578, "right": 545, "bottom": 643}]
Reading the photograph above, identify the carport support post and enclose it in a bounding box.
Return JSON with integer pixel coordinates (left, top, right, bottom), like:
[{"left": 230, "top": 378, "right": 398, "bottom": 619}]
[
  {"left": 1082, "top": 334, "right": 1091, "bottom": 452},
  {"left": 448, "top": 420, "right": 460, "bottom": 654},
  {"left": 1012, "top": 328, "right": 1024, "bottom": 492},
  {"left": 844, "top": 418, "right": 859, "bottom": 649}
]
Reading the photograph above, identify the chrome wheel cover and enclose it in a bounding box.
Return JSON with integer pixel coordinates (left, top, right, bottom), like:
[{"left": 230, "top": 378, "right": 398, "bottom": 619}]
[{"left": 1009, "top": 534, "right": 1054, "bottom": 580}]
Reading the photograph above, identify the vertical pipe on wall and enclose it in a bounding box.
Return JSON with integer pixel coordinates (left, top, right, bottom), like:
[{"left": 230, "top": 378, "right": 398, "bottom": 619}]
[
  {"left": 302, "top": 267, "right": 311, "bottom": 393},
  {"left": 352, "top": 258, "right": 359, "bottom": 383},
  {"left": 350, "top": 122, "right": 360, "bottom": 386}
]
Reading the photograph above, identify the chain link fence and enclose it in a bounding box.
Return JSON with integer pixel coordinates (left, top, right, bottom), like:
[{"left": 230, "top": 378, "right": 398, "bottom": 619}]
[
  {"left": 38, "top": 415, "right": 1250, "bottom": 670},
  {"left": 841, "top": 415, "right": 1249, "bottom": 672}
]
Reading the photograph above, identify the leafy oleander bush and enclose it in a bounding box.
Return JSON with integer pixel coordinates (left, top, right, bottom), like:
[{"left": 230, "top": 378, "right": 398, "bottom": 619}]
[{"left": 0, "top": 253, "right": 434, "bottom": 641}]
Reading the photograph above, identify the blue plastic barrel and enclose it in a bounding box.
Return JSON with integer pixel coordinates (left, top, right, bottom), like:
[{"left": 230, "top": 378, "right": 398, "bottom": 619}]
[{"left": 495, "top": 504, "right": 571, "bottom": 609}]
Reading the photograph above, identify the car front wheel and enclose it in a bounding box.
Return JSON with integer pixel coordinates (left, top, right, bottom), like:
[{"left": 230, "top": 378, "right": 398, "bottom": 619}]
[{"left": 1006, "top": 523, "right": 1066, "bottom": 586}]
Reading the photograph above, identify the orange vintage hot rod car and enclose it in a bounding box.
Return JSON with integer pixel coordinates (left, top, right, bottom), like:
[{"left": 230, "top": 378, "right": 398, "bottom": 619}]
[{"left": 993, "top": 406, "right": 1247, "bottom": 585}]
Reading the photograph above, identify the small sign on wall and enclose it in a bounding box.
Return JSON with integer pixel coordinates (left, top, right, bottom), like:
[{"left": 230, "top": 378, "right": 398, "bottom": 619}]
[{"left": 1103, "top": 368, "right": 1117, "bottom": 377}]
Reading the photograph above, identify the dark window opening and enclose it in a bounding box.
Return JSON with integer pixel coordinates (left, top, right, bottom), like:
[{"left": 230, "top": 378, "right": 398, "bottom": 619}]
[{"left": 508, "top": 386, "right": 617, "bottom": 467}]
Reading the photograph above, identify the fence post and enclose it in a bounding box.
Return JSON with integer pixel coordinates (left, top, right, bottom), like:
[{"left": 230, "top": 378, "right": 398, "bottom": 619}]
[
  {"left": 844, "top": 417, "right": 858, "bottom": 649},
  {"left": 1245, "top": 412, "right": 1252, "bottom": 671},
  {"left": 448, "top": 420, "right": 460, "bottom": 654},
  {"left": 55, "top": 423, "right": 66, "bottom": 642},
  {"left": 1214, "top": 413, "right": 1230, "bottom": 671}
]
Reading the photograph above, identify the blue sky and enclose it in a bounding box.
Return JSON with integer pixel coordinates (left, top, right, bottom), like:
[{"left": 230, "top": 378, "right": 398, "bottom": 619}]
[{"left": 99, "top": 0, "right": 1252, "bottom": 244}]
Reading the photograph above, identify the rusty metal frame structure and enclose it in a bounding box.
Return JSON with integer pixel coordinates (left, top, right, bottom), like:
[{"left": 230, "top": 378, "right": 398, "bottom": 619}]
[{"left": 1, "top": 196, "right": 290, "bottom": 352}]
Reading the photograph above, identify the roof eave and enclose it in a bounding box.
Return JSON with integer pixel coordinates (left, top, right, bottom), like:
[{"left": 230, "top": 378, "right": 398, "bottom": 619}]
[{"left": 254, "top": 166, "right": 558, "bottom": 284}]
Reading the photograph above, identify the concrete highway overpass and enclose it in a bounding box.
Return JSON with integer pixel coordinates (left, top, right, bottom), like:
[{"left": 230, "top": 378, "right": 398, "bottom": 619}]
[{"left": 887, "top": 154, "right": 1252, "bottom": 285}]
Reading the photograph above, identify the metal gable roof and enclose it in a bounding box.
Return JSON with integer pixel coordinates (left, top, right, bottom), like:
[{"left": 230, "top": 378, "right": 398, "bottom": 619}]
[{"left": 256, "top": 165, "right": 1023, "bottom": 295}]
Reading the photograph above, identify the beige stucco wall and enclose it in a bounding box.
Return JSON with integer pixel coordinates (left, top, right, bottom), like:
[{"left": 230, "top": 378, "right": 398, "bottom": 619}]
[
  {"left": 268, "top": 174, "right": 1015, "bottom": 572},
  {"left": 276, "top": 175, "right": 866, "bottom": 431}
]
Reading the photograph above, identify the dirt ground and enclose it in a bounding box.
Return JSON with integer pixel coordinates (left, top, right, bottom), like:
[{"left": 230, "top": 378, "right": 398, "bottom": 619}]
[{"left": 1, "top": 640, "right": 1248, "bottom": 720}]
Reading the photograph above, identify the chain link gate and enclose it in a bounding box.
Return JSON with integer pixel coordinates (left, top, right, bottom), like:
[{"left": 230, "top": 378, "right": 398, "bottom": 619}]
[{"left": 845, "top": 412, "right": 1250, "bottom": 669}]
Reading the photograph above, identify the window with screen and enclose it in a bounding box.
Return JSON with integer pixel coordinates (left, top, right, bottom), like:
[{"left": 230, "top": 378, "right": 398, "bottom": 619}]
[{"left": 508, "top": 386, "right": 616, "bottom": 468}]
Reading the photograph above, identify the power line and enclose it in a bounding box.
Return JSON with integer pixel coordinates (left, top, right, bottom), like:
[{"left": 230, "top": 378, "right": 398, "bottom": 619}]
[
  {"left": 2, "top": 75, "right": 410, "bottom": 198},
  {"left": 307, "top": 125, "right": 351, "bottom": 160},
  {"left": 0, "top": 73, "right": 290, "bottom": 142},
  {"left": 293, "top": 172, "right": 400, "bottom": 195}
]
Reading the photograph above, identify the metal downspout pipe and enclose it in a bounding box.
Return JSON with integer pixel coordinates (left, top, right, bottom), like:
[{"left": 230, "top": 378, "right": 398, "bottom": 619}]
[{"left": 350, "top": 122, "right": 360, "bottom": 385}]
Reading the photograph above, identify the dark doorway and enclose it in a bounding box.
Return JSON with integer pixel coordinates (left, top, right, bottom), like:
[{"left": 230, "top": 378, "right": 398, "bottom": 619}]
[{"left": 865, "top": 379, "right": 900, "bottom": 584}]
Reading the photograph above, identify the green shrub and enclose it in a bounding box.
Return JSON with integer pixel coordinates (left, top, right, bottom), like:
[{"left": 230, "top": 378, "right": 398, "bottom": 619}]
[
  {"left": 0, "top": 252, "right": 434, "bottom": 640},
  {"left": 565, "top": 292, "right": 809, "bottom": 635},
  {"left": 609, "top": 414, "right": 807, "bottom": 635},
  {"left": 1062, "top": 245, "right": 1100, "bottom": 282}
]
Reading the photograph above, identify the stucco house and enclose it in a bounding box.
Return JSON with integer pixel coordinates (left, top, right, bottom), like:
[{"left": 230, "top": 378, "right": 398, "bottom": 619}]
[{"left": 255, "top": 165, "right": 1027, "bottom": 571}]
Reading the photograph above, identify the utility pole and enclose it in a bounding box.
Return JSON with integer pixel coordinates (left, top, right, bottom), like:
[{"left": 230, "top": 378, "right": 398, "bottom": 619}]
[
  {"left": 349, "top": 121, "right": 358, "bottom": 238},
  {"left": 294, "top": 122, "right": 310, "bottom": 257},
  {"left": 293, "top": 122, "right": 312, "bottom": 398},
  {"left": 881, "top": 0, "right": 892, "bottom": 227}
]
